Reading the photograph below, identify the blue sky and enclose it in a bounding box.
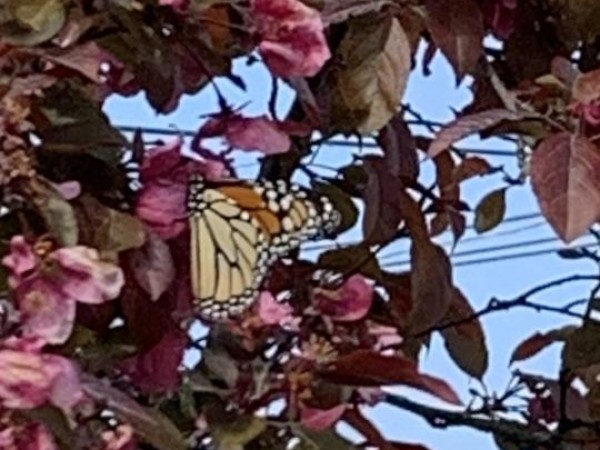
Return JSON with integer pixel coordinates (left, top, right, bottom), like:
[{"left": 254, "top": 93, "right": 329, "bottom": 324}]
[{"left": 103, "top": 47, "right": 596, "bottom": 450}]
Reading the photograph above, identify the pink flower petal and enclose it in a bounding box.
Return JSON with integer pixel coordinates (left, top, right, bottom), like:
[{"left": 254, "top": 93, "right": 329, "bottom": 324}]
[
  {"left": 300, "top": 403, "right": 346, "bottom": 431},
  {"left": 315, "top": 275, "right": 373, "bottom": 322},
  {"left": 226, "top": 116, "right": 291, "bottom": 154},
  {"left": 17, "top": 277, "right": 76, "bottom": 345},
  {"left": 43, "top": 354, "right": 84, "bottom": 413},
  {"left": 1, "top": 236, "right": 37, "bottom": 286},
  {"left": 197, "top": 113, "right": 292, "bottom": 155},
  {"left": 257, "top": 291, "right": 294, "bottom": 326},
  {"left": 368, "top": 323, "right": 403, "bottom": 351},
  {"left": 251, "top": 0, "right": 331, "bottom": 78},
  {"left": 52, "top": 246, "right": 124, "bottom": 304},
  {"left": 136, "top": 181, "right": 189, "bottom": 240},
  {"left": 0, "top": 422, "right": 58, "bottom": 450},
  {"left": 0, "top": 342, "right": 82, "bottom": 414},
  {"left": 51, "top": 180, "right": 81, "bottom": 200},
  {"left": 140, "top": 138, "right": 186, "bottom": 182},
  {"left": 159, "top": 0, "right": 188, "bottom": 12}
]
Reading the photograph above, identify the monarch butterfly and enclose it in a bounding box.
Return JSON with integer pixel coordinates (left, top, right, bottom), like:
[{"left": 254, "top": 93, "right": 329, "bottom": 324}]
[{"left": 187, "top": 175, "right": 341, "bottom": 320}]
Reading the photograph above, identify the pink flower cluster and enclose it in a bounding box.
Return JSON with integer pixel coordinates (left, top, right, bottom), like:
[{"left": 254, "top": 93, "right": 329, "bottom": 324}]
[
  {"left": 2, "top": 236, "right": 124, "bottom": 345},
  {"left": 250, "top": 0, "right": 331, "bottom": 78},
  {"left": 0, "top": 337, "right": 84, "bottom": 450}
]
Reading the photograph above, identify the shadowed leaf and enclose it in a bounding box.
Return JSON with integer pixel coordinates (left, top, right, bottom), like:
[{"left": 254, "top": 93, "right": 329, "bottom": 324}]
[
  {"left": 377, "top": 114, "right": 420, "bottom": 181},
  {"left": 425, "top": 0, "right": 484, "bottom": 79},
  {"left": 510, "top": 326, "right": 576, "bottom": 364},
  {"left": 440, "top": 288, "right": 488, "bottom": 379},
  {"left": 410, "top": 240, "right": 453, "bottom": 334}
]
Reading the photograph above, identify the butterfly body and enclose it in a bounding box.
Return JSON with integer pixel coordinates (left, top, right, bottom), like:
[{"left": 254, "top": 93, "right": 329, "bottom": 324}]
[{"left": 188, "top": 176, "right": 339, "bottom": 320}]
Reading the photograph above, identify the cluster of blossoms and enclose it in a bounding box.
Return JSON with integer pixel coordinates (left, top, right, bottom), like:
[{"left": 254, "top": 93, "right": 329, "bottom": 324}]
[{"left": 0, "top": 237, "right": 135, "bottom": 449}]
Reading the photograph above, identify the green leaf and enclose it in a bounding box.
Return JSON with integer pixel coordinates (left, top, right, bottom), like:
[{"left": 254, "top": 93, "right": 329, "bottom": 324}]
[
  {"left": 35, "top": 83, "right": 126, "bottom": 167},
  {"left": 336, "top": 15, "right": 411, "bottom": 133},
  {"left": 33, "top": 181, "right": 79, "bottom": 247},
  {"left": 75, "top": 195, "right": 146, "bottom": 253},
  {"left": 474, "top": 187, "right": 506, "bottom": 233},
  {"left": 2, "top": 0, "right": 65, "bottom": 46}
]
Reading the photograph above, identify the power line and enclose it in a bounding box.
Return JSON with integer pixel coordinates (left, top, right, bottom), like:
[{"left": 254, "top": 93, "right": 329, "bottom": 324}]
[
  {"left": 303, "top": 213, "right": 545, "bottom": 254},
  {"left": 452, "top": 243, "right": 598, "bottom": 268},
  {"left": 380, "top": 226, "right": 551, "bottom": 262},
  {"left": 114, "top": 125, "right": 517, "bottom": 157},
  {"left": 382, "top": 241, "right": 597, "bottom": 270}
]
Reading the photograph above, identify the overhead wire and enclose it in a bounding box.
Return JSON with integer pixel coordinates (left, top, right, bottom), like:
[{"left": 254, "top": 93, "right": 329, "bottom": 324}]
[
  {"left": 114, "top": 125, "right": 517, "bottom": 157},
  {"left": 382, "top": 235, "right": 569, "bottom": 268}
]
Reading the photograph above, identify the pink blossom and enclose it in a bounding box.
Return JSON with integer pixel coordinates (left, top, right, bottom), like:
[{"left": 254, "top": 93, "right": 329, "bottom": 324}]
[
  {"left": 299, "top": 403, "right": 346, "bottom": 431},
  {"left": 159, "top": 0, "right": 189, "bottom": 13},
  {"left": 251, "top": 0, "right": 331, "bottom": 78},
  {"left": 257, "top": 291, "right": 296, "bottom": 326},
  {"left": 368, "top": 322, "right": 403, "bottom": 352},
  {"left": 0, "top": 421, "right": 58, "bottom": 450},
  {"left": 2, "top": 236, "right": 124, "bottom": 344},
  {"left": 571, "top": 100, "right": 600, "bottom": 126},
  {"left": 0, "top": 338, "right": 82, "bottom": 414},
  {"left": 197, "top": 112, "right": 298, "bottom": 155},
  {"left": 136, "top": 138, "right": 228, "bottom": 240},
  {"left": 121, "top": 328, "right": 188, "bottom": 393},
  {"left": 314, "top": 275, "right": 373, "bottom": 321},
  {"left": 102, "top": 424, "right": 137, "bottom": 450}
]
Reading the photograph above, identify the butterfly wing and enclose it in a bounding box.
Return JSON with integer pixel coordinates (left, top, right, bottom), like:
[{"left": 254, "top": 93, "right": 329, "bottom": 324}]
[
  {"left": 188, "top": 178, "right": 340, "bottom": 320},
  {"left": 189, "top": 183, "right": 272, "bottom": 319}
]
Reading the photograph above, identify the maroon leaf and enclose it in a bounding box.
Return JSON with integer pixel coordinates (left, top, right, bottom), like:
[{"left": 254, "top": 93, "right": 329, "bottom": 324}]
[
  {"left": 428, "top": 109, "right": 522, "bottom": 158},
  {"left": 377, "top": 115, "right": 420, "bottom": 182},
  {"left": 321, "top": 0, "right": 391, "bottom": 25},
  {"left": 510, "top": 326, "right": 575, "bottom": 364},
  {"left": 440, "top": 288, "right": 488, "bottom": 379},
  {"left": 320, "top": 350, "right": 461, "bottom": 405},
  {"left": 453, "top": 156, "right": 493, "bottom": 182},
  {"left": 362, "top": 158, "right": 406, "bottom": 244},
  {"left": 409, "top": 240, "right": 453, "bottom": 334},
  {"left": 530, "top": 132, "right": 600, "bottom": 243},
  {"left": 425, "top": 0, "right": 484, "bottom": 79}
]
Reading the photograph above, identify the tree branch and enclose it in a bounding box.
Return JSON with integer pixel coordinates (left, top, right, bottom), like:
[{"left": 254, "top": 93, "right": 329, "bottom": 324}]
[
  {"left": 384, "top": 393, "right": 569, "bottom": 450},
  {"left": 414, "top": 274, "right": 599, "bottom": 338}
]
